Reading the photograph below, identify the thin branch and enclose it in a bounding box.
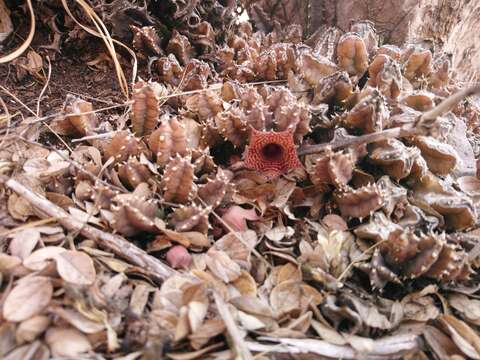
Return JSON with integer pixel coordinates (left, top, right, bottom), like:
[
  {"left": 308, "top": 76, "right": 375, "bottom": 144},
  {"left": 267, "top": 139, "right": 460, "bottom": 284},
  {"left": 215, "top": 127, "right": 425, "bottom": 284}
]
[
  {"left": 71, "top": 131, "right": 118, "bottom": 143},
  {"left": 213, "top": 291, "right": 254, "bottom": 360},
  {"left": 36, "top": 56, "right": 52, "bottom": 117},
  {"left": 298, "top": 85, "right": 480, "bottom": 156},
  {"left": 298, "top": 127, "right": 416, "bottom": 156},
  {"left": 3, "top": 176, "right": 177, "bottom": 283},
  {"left": 420, "top": 84, "right": 480, "bottom": 124}
]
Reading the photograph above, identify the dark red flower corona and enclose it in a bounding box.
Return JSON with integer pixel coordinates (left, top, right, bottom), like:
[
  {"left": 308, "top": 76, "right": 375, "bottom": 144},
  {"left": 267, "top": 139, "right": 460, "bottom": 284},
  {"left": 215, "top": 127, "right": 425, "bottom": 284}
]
[{"left": 244, "top": 128, "right": 302, "bottom": 178}]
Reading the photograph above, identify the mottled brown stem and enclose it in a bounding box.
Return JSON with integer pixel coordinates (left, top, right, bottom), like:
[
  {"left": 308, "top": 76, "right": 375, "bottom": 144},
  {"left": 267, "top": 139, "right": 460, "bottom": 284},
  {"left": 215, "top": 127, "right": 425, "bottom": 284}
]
[
  {"left": 213, "top": 291, "right": 254, "bottom": 360},
  {"left": 420, "top": 85, "right": 480, "bottom": 124},
  {"left": 297, "top": 128, "right": 417, "bottom": 156},
  {"left": 3, "top": 177, "right": 177, "bottom": 283},
  {"left": 298, "top": 85, "right": 480, "bottom": 156}
]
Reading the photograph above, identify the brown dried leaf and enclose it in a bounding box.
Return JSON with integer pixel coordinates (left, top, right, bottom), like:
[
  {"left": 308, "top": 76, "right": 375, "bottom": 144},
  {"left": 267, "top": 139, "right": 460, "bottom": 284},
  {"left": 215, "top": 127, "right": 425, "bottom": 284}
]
[
  {"left": 16, "top": 315, "right": 51, "bottom": 344},
  {"left": 449, "top": 294, "right": 480, "bottom": 326},
  {"left": 205, "top": 248, "right": 241, "bottom": 283},
  {"left": 45, "top": 327, "right": 92, "bottom": 357},
  {"left": 3, "top": 276, "right": 53, "bottom": 322},
  {"left": 50, "top": 307, "right": 104, "bottom": 334},
  {"left": 230, "top": 270, "right": 258, "bottom": 297},
  {"left": 438, "top": 315, "right": 480, "bottom": 358},
  {"left": 23, "top": 246, "right": 66, "bottom": 271},
  {"left": 55, "top": 97, "right": 98, "bottom": 137},
  {"left": 56, "top": 250, "right": 96, "bottom": 285},
  {"left": 9, "top": 228, "right": 40, "bottom": 260}
]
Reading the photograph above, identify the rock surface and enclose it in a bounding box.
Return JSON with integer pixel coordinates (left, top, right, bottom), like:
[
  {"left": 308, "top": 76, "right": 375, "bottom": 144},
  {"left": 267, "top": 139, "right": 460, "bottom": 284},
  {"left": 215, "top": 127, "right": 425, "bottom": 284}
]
[{"left": 243, "top": 0, "right": 480, "bottom": 83}]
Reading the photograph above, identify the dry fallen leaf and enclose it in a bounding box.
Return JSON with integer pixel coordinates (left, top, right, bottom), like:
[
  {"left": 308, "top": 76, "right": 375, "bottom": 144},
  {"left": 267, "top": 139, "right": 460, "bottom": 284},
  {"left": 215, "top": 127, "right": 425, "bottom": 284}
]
[
  {"left": 55, "top": 250, "right": 96, "bottom": 285},
  {"left": 45, "top": 327, "right": 92, "bottom": 357},
  {"left": 23, "top": 246, "right": 66, "bottom": 271},
  {"left": 205, "top": 248, "right": 241, "bottom": 283},
  {"left": 437, "top": 315, "right": 480, "bottom": 358},
  {"left": 3, "top": 276, "right": 53, "bottom": 322},
  {"left": 50, "top": 307, "right": 104, "bottom": 334},
  {"left": 8, "top": 228, "right": 40, "bottom": 260},
  {"left": 449, "top": 294, "right": 480, "bottom": 326},
  {"left": 15, "top": 315, "right": 51, "bottom": 344}
]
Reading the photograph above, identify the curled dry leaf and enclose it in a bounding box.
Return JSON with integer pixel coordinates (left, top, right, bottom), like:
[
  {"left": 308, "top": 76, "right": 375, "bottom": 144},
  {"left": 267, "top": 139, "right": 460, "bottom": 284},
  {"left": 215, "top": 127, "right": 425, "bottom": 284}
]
[
  {"left": 23, "top": 246, "right": 66, "bottom": 271},
  {"left": 449, "top": 294, "right": 480, "bottom": 326},
  {"left": 50, "top": 307, "right": 105, "bottom": 334},
  {"left": 436, "top": 315, "right": 480, "bottom": 359},
  {"left": 55, "top": 97, "right": 98, "bottom": 137},
  {"left": 270, "top": 280, "right": 323, "bottom": 319},
  {"left": 205, "top": 248, "right": 241, "bottom": 283}
]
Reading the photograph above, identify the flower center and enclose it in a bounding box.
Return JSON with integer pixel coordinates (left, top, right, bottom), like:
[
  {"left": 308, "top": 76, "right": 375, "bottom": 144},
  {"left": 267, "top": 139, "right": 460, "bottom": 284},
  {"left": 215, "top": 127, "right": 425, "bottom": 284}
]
[{"left": 261, "top": 143, "right": 283, "bottom": 161}]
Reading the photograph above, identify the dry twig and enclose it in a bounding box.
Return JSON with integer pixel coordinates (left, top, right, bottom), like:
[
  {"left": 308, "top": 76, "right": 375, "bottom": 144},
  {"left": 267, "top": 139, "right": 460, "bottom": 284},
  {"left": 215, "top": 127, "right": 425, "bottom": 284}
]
[
  {"left": 2, "top": 176, "right": 177, "bottom": 283},
  {"left": 213, "top": 291, "right": 254, "bottom": 360}
]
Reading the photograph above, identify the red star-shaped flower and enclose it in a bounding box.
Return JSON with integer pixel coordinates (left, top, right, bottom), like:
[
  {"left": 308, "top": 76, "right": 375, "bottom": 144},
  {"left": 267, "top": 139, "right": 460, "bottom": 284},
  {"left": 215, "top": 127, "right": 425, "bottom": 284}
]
[{"left": 244, "top": 128, "right": 303, "bottom": 178}]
